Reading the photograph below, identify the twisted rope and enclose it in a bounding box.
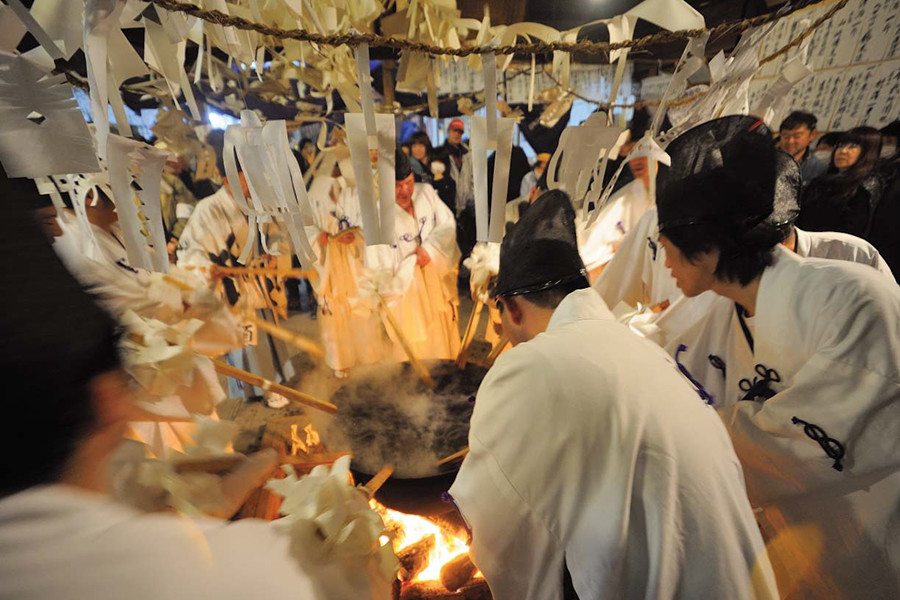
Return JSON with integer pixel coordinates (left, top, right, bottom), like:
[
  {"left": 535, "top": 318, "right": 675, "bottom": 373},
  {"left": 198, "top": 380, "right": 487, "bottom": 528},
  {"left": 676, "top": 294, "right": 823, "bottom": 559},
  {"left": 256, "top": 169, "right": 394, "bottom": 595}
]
[{"left": 147, "top": 0, "right": 832, "bottom": 58}]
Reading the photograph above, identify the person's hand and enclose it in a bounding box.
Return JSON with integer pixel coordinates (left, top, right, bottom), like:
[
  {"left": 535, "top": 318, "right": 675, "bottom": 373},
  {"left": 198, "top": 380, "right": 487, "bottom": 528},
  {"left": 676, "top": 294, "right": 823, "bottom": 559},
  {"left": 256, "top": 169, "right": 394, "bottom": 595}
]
[
  {"left": 338, "top": 231, "right": 355, "bottom": 245},
  {"left": 167, "top": 239, "right": 178, "bottom": 263},
  {"left": 317, "top": 231, "right": 329, "bottom": 247},
  {"left": 215, "top": 449, "right": 280, "bottom": 519},
  {"left": 416, "top": 246, "right": 431, "bottom": 267}
]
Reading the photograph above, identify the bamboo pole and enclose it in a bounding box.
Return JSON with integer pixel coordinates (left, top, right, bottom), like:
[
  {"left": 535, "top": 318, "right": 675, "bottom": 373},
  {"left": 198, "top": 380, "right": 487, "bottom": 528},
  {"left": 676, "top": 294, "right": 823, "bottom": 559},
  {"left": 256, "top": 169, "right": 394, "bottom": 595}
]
[
  {"left": 243, "top": 313, "right": 324, "bottom": 358},
  {"left": 377, "top": 293, "right": 435, "bottom": 388},
  {"left": 282, "top": 452, "right": 354, "bottom": 469},
  {"left": 185, "top": 265, "right": 318, "bottom": 279},
  {"left": 486, "top": 335, "right": 509, "bottom": 366},
  {"left": 455, "top": 299, "right": 484, "bottom": 370},
  {"left": 436, "top": 448, "right": 469, "bottom": 466},
  {"left": 212, "top": 360, "right": 338, "bottom": 414},
  {"left": 363, "top": 465, "right": 394, "bottom": 495},
  {"left": 173, "top": 452, "right": 354, "bottom": 475}
]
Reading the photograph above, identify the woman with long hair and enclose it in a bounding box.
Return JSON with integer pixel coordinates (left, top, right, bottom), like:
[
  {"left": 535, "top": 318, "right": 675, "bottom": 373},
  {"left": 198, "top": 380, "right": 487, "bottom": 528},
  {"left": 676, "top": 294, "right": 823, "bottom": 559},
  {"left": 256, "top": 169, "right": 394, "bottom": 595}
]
[{"left": 797, "top": 126, "right": 883, "bottom": 238}]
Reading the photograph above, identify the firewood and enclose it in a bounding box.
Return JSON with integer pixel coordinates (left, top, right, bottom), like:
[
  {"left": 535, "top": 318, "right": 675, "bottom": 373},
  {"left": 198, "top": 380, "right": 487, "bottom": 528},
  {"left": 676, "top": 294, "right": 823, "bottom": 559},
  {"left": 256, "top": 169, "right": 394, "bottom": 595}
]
[
  {"left": 400, "top": 578, "right": 491, "bottom": 599},
  {"left": 439, "top": 553, "right": 477, "bottom": 592},
  {"left": 398, "top": 534, "right": 436, "bottom": 581}
]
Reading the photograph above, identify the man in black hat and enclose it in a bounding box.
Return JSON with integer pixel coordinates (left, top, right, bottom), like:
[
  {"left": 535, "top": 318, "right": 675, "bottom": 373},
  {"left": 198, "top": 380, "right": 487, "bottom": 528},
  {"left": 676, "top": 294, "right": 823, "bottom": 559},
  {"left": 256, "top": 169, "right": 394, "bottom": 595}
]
[
  {"left": 653, "top": 115, "right": 900, "bottom": 597},
  {"left": 378, "top": 149, "right": 461, "bottom": 360},
  {"left": 448, "top": 190, "right": 776, "bottom": 600}
]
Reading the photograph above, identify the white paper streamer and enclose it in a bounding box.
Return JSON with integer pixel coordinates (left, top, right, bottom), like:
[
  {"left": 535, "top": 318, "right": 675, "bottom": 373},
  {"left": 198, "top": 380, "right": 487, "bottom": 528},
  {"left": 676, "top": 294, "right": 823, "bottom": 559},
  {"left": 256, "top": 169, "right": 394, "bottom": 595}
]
[
  {"left": 354, "top": 42, "right": 377, "bottom": 146},
  {"left": 470, "top": 115, "right": 514, "bottom": 243},
  {"left": 345, "top": 112, "right": 396, "bottom": 246},
  {"left": 6, "top": 0, "right": 64, "bottom": 60},
  {"left": 0, "top": 52, "right": 100, "bottom": 177},
  {"left": 106, "top": 135, "right": 171, "bottom": 273},
  {"left": 222, "top": 111, "right": 318, "bottom": 266},
  {"left": 84, "top": 0, "right": 125, "bottom": 159}
]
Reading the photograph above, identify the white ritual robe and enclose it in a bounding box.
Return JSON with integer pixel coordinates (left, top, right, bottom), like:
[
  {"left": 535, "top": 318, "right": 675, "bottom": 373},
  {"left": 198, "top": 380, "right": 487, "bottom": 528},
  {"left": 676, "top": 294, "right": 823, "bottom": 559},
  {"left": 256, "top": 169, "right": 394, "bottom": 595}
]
[
  {"left": 177, "top": 186, "right": 286, "bottom": 397},
  {"left": 0, "top": 484, "right": 385, "bottom": 600},
  {"left": 449, "top": 289, "right": 777, "bottom": 600},
  {"left": 653, "top": 248, "right": 900, "bottom": 598},
  {"left": 307, "top": 183, "right": 387, "bottom": 371},
  {"left": 578, "top": 180, "right": 654, "bottom": 278},
  {"left": 593, "top": 207, "right": 679, "bottom": 311},
  {"left": 382, "top": 183, "right": 461, "bottom": 361}
]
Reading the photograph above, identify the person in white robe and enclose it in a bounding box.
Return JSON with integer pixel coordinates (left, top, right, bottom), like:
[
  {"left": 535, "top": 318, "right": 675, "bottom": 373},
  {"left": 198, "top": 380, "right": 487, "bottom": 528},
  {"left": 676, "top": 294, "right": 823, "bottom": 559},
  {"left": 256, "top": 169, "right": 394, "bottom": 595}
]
[
  {"left": 379, "top": 150, "right": 461, "bottom": 361},
  {"left": 595, "top": 207, "right": 894, "bottom": 316},
  {"left": 651, "top": 115, "right": 900, "bottom": 597},
  {"left": 448, "top": 190, "right": 778, "bottom": 600},
  {"left": 306, "top": 152, "right": 387, "bottom": 373},
  {"left": 0, "top": 206, "right": 392, "bottom": 600}
]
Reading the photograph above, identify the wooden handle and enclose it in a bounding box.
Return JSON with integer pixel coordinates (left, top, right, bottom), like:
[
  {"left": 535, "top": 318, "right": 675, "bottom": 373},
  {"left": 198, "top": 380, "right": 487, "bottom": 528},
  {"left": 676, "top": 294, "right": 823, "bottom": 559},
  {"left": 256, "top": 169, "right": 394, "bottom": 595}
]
[
  {"left": 456, "top": 300, "right": 484, "bottom": 369},
  {"left": 244, "top": 313, "right": 324, "bottom": 358},
  {"left": 377, "top": 294, "right": 435, "bottom": 389},
  {"left": 437, "top": 448, "right": 469, "bottom": 466},
  {"left": 363, "top": 465, "right": 394, "bottom": 495},
  {"left": 212, "top": 360, "right": 338, "bottom": 414},
  {"left": 282, "top": 452, "right": 354, "bottom": 469},
  {"left": 486, "top": 335, "right": 509, "bottom": 366},
  {"left": 187, "top": 265, "right": 318, "bottom": 279}
]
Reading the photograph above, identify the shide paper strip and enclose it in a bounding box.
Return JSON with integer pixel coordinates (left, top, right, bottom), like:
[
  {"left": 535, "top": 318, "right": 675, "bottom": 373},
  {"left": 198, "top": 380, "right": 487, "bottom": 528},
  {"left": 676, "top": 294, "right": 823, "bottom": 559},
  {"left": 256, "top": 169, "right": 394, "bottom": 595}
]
[
  {"left": 346, "top": 112, "right": 396, "bottom": 246},
  {"left": 107, "top": 135, "right": 170, "bottom": 273},
  {"left": 0, "top": 52, "right": 99, "bottom": 177},
  {"left": 223, "top": 111, "right": 318, "bottom": 267},
  {"left": 84, "top": 0, "right": 125, "bottom": 159},
  {"left": 753, "top": 20, "right": 814, "bottom": 128}
]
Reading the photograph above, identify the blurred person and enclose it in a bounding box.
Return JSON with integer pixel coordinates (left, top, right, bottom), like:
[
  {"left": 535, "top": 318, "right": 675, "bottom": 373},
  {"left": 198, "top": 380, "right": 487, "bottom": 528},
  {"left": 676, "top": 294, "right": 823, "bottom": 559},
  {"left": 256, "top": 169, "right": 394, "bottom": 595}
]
[
  {"left": 408, "top": 130, "right": 434, "bottom": 183},
  {"left": 519, "top": 152, "right": 550, "bottom": 198},
  {"left": 651, "top": 115, "right": 900, "bottom": 598},
  {"left": 777, "top": 111, "right": 826, "bottom": 186},
  {"left": 880, "top": 120, "right": 899, "bottom": 157},
  {"left": 0, "top": 198, "right": 389, "bottom": 600},
  {"left": 159, "top": 154, "right": 199, "bottom": 262},
  {"left": 487, "top": 146, "right": 530, "bottom": 215},
  {"left": 797, "top": 126, "right": 883, "bottom": 238},
  {"left": 449, "top": 190, "right": 778, "bottom": 600},
  {"left": 306, "top": 149, "right": 388, "bottom": 375},
  {"left": 429, "top": 156, "right": 456, "bottom": 215},
  {"left": 376, "top": 150, "right": 461, "bottom": 360},
  {"left": 869, "top": 121, "right": 900, "bottom": 274},
  {"left": 439, "top": 117, "right": 475, "bottom": 215}
]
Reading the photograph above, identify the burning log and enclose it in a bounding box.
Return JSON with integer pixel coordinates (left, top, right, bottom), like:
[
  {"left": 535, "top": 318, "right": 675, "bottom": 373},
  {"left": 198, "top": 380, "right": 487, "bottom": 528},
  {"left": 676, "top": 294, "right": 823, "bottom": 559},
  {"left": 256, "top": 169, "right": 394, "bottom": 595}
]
[
  {"left": 398, "top": 534, "right": 436, "bottom": 581},
  {"left": 439, "top": 553, "right": 478, "bottom": 592},
  {"left": 399, "top": 579, "right": 491, "bottom": 600}
]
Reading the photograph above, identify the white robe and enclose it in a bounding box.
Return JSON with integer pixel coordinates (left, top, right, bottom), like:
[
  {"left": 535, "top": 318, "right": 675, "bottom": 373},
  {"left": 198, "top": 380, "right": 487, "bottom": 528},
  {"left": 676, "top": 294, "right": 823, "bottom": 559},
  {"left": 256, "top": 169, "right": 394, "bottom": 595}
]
[
  {"left": 578, "top": 180, "right": 654, "bottom": 277},
  {"left": 381, "top": 183, "right": 461, "bottom": 361},
  {"left": 307, "top": 182, "right": 386, "bottom": 371},
  {"left": 653, "top": 248, "right": 900, "bottom": 597},
  {"left": 449, "top": 289, "right": 777, "bottom": 600},
  {"left": 0, "top": 484, "right": 384, "bottom": 600},
  {"left": 593, "top": 207, "right": 679, "bottom": 310}
]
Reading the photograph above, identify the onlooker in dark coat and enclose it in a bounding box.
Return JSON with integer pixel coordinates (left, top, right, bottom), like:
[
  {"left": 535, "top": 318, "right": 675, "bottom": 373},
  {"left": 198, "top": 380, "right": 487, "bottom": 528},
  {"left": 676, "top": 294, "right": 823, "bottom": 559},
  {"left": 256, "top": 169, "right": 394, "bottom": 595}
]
[{"left": 798, "top": 126, "right": 883, "bottom": 239}]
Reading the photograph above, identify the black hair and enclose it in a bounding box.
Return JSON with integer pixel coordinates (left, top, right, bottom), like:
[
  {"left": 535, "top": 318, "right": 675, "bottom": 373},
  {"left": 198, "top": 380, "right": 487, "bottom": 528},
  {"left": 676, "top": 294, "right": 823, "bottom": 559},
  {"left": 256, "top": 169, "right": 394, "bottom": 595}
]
[
  {"left": 409, "top": 130, "right": 434, "bottom": 152},
  {"left": 519, "top": 276, "right": 590, "bottom": 309},
  {"left": 662, "top": 219, "right": 788, "bottom": 286},
  {"left": 879, "top": 120, "right": 899, "bottom": 140},
  {"left": 780, "top": 111, "right": 818, "bottom": 132},
  {"left": 1, "top": 202, "right": 122, "bottom": 497},
  {"left": 817, "top": 131, "right": 843, "bottom": 149},
  {"left": 300, "top": 137, "right": 315, "bottom": 151},
  {"left": 829, "top": 126, "right": 882, "bottom": 179},
  {"left": 535, "top": 168, "right": 549, "bottom": 193}
]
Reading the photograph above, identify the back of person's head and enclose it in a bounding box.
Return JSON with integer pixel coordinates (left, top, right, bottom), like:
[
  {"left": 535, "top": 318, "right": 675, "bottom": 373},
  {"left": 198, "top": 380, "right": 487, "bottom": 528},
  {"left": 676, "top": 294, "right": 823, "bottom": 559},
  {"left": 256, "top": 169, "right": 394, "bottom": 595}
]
[
  {"left": 0, "top": 195, "right": 121, "bottom": 498},
  {"left": 628, "top": 108, "right": 652, "bottom": 140},
  {"left": 817, "top": 131, "right": 843, "bottom": 149},
  {"left": 833, "top": 126, "right": 883, "bottom": 179},
  {"left": 780, "top": 111, "right": 818, "bottom": 132}
]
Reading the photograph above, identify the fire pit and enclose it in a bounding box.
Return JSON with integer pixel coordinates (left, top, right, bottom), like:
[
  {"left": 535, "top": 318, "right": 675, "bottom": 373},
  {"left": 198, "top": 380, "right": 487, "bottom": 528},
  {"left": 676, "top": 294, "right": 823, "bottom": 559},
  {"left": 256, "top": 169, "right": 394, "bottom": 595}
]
[{"left": 320, "top": 359, "right": 487, "bottom": 516}]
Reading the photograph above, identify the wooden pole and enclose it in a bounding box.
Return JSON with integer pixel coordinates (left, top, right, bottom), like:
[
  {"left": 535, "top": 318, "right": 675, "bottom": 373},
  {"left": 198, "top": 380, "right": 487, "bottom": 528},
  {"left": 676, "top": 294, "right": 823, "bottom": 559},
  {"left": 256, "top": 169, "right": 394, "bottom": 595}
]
[
  {"left": 377, "top": 293, "right": 435, "bottom": 388},
  {"left": 243, "top": 313, "right": 325, "bottom": 358},
  {"left": 437, "top": 448, "right": 469, "bottom": 466},
  {"left": 212, "top": 360, "right": 338, "bottom": 414},
  {"left": 363, "top": 465, "right": 394, "bottom": 495},
  {"left": 455, "top": 299, "right": 484, "bottom": 369},
  {"left": 185, "top": 265, "right": 318, "bottom": 279},
  {"left": 486, "top": 335, "right": 509, "bottom": 366}
]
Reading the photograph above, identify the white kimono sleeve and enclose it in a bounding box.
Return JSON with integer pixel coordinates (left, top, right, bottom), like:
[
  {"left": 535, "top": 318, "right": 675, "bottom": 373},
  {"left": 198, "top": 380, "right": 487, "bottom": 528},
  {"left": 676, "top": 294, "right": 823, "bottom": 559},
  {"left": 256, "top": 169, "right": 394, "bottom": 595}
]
[
  {"left": 593, "top": 208, "right": 657, "bottom": 309},
  {"left": 420, "top": 188, "right": 461, "bottom": 272}
]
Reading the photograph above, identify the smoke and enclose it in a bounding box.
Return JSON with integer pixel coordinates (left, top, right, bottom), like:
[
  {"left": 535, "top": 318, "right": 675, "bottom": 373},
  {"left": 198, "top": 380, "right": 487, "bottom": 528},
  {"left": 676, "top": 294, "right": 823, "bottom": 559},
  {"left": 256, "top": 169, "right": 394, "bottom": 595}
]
[{"left": 310, "top": 360, "right": 485, "bottom": 478}]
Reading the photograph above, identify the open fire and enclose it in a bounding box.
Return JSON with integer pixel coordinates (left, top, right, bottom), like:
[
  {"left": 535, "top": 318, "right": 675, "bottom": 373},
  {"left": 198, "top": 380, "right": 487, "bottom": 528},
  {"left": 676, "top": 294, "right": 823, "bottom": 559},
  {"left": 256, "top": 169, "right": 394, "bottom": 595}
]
[{"left": 373, "top": 501, "right": 489, "bottom": 598}]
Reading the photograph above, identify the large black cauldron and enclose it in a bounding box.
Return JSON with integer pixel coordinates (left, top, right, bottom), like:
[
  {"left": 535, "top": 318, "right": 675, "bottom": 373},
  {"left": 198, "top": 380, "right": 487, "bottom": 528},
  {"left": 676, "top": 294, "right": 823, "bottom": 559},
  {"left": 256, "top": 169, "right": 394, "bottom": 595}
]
[{"left": 325, "top": 360, "right": 487, "bottom": 516}]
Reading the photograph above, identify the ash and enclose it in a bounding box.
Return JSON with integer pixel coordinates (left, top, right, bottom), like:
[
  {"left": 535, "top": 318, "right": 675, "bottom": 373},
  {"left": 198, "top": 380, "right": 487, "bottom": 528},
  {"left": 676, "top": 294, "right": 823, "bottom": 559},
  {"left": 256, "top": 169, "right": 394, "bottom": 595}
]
[{"left": 321, "top": 360, "right": 486, "bottom": 478}]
